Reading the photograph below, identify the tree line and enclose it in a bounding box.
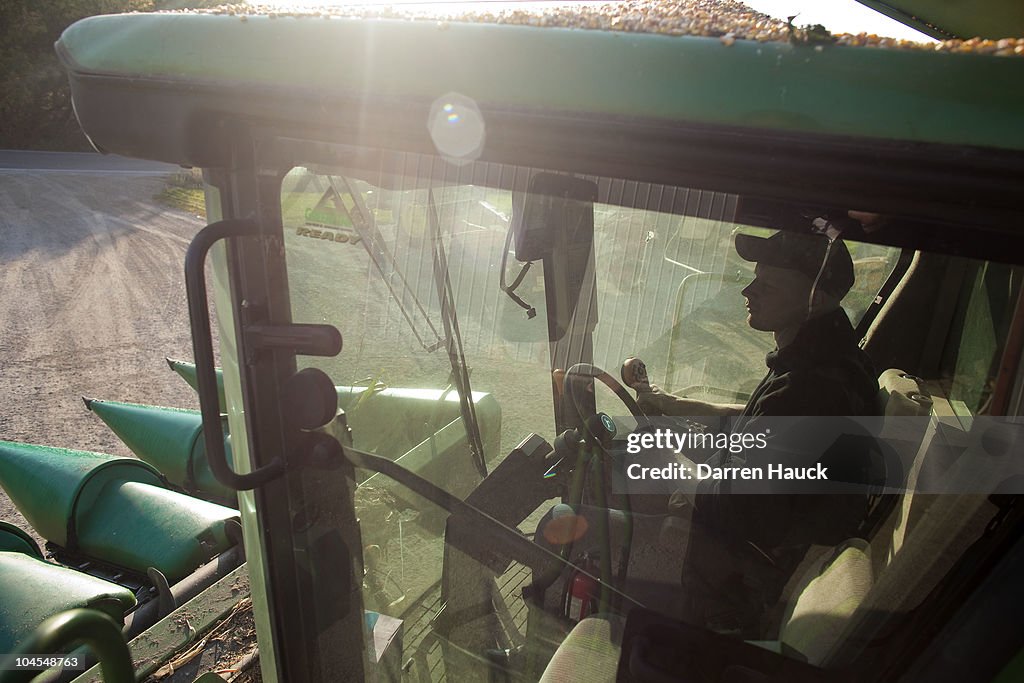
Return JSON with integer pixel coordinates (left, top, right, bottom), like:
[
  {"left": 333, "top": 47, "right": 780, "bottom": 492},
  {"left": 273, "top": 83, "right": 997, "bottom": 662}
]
[{"left": 0, "top": 1, "right": 218, "bottom": 151}]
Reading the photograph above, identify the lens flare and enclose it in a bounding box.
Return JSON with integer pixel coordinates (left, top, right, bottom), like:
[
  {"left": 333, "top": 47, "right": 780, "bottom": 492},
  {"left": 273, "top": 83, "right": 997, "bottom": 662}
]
[{"left": 429, "top": 93, "right": 485, "bottom": 165}]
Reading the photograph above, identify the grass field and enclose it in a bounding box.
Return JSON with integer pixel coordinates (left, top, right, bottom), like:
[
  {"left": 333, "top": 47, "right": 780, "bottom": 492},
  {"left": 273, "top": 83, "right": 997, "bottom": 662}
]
[{"left": 154, "top": 169, "right": 207, "bottom": 218}]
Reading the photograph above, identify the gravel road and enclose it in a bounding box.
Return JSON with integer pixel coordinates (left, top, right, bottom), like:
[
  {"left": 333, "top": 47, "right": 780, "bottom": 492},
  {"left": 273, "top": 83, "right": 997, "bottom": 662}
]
[{"left": 0, "top": 170, "right": 205, "bottom": 549}]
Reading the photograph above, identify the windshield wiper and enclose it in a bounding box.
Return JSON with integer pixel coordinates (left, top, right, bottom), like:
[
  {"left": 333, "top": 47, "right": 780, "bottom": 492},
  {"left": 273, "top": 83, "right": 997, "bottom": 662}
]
[{"left": 427, "top": 188, "right": 488, "bottom": 478}]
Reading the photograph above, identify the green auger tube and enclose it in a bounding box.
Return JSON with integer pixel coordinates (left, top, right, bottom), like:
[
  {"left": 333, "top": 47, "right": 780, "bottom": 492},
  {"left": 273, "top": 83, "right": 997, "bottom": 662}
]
[
  {"left": 167, "top": 357, "right": 225, "bottom": 411},
  {"left": 0, "top": 441, "right": 239, "bottom": 583},
  {"left": 0, "top": 553, "right": 136, "bottom": 656},
  {"left": 84, "top": 398, "right": 236, "bottom": 505}
]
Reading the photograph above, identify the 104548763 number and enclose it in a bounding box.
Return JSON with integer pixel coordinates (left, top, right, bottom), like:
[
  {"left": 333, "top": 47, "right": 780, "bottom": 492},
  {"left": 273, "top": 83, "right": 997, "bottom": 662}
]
[{"left": 1, "top": 655, "right": 83, "bottom": 671}]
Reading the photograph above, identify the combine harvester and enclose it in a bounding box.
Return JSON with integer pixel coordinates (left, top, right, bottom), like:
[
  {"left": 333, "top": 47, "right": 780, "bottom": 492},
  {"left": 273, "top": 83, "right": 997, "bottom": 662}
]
[{"left": 3, "top": 1, "right": 1024, "bottom": 682}]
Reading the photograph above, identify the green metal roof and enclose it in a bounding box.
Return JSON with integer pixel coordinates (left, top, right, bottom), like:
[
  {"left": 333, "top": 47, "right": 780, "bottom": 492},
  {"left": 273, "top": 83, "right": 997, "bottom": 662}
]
[{"left": 57, "top": 11, "right": 1024, "bottom": 155}]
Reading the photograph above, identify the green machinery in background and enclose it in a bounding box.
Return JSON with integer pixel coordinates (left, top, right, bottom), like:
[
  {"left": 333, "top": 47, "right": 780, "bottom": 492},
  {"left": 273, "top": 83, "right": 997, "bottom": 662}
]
[{"left": 0, "top": 355, "right": 500, "bottom": 677}]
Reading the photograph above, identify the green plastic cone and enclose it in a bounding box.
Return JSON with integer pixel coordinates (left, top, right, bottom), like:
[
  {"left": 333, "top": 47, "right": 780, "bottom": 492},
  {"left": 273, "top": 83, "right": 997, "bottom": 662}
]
[
  {"left": 0, "top": 441, "right": 162, "bottom": 547},
  {"left": 166, "top": 357, "right": 225, "bottom": 411},
  {"left": 85, "top": 399, "right": 199, "bottom": 487},
  {"left": 85, "top": 399, "right": 235, "bottom": 503}
]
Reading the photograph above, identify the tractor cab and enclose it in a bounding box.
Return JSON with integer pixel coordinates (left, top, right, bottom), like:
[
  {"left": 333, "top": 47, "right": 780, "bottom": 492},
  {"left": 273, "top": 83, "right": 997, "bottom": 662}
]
[{"left": 4, "top": 2, "right": 1024, "bottom": 682}]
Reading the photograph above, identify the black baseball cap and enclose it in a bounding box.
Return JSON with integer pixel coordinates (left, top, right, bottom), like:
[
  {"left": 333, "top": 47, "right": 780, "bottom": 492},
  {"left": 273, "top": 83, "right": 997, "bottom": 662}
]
[{"left": 735, "top": 231, "right": 855, "bottom": 299}]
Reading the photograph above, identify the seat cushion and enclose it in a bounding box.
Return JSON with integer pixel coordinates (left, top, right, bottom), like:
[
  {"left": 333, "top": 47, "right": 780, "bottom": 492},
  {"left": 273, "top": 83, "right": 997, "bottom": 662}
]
[
  {"left": 780, "top": 540, "right": 873, "bottom": 665},
  {"left": 540, "top": 617, "right": 622, "bottom": 683}
]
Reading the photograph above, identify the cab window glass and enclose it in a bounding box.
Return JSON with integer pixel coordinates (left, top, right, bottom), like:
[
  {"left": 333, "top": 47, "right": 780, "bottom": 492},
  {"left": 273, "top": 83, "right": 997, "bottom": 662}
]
[
  {"left": 941, "top": 262, "right": 1022, "bottom": 415},
  {"left": 276, "top": 153, "right": 1019, "bottom": 679}
]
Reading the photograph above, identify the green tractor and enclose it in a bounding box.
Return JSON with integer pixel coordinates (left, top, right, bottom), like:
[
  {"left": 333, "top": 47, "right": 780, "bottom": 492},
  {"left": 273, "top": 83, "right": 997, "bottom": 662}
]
[{"left": 3, "top": 2, "right": 1024, "bottom": 682}]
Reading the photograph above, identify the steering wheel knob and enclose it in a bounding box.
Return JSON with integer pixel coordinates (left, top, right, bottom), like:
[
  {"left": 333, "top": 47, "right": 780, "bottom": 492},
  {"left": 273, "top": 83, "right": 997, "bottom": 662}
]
[{"left": 585, "top": 412, "right": 617, "bottom": 448}]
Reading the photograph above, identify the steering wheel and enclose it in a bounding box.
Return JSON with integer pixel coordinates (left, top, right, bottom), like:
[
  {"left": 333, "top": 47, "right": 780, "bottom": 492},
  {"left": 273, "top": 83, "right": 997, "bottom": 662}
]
[
  {"left": 559, "top": 363, "right": 645, "bottom": 608},
  {"left": 562, "top": 363, "right": 646, "bottom": 441}
]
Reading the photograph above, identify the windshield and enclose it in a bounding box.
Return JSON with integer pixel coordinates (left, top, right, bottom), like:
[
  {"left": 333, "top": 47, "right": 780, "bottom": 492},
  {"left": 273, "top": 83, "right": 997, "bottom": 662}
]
[
  {"left": 275, "top": 149, "right": 1019, "bottom": 681},
  {"left": 283, "top": 161, "right": 899, "bottom": 443}
]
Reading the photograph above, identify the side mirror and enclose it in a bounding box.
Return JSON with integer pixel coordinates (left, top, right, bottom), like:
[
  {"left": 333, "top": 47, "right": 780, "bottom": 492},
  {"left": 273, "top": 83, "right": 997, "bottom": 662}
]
[
  {"left": 514, "top": 173, "right": 599, "bottom": 342},
  {"left": 514, "top": 172, "right": 597, "bottom": 262}
]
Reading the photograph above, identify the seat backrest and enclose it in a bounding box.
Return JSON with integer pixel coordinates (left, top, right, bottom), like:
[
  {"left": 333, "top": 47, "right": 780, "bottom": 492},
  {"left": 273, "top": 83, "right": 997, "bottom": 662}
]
[
  {"left": 775, "top": 371, "right": 964, "bottom": 667},
  {"left": 856, "top": 369, "right": 934, "bottom": 536},
  {"left": 824, "top": 390, "right": 999, "bottom": 668},
  {"left": 868, "top": 369, "right": 935, "bottom": 559}
]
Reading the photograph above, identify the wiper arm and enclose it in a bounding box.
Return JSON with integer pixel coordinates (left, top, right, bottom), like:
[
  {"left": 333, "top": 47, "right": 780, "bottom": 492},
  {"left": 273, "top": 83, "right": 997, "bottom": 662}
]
[{"left": 427, "top": 189, "right": 488, "bottom": 478}]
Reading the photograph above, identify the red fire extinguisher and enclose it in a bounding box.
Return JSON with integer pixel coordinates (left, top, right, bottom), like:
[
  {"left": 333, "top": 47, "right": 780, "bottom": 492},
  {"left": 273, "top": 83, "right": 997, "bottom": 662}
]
[{"left": 563, "top": 553, "right": 600, "bottom": 622}]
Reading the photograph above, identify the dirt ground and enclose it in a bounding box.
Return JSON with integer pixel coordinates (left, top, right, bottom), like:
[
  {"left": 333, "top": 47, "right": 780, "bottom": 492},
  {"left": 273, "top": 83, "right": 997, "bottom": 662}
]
[
  {"left": 0, "top": 171, "right": 205, "bottom": 553},
  {"left": 0, "top": 170, "right": 269, "bottom": 678}
]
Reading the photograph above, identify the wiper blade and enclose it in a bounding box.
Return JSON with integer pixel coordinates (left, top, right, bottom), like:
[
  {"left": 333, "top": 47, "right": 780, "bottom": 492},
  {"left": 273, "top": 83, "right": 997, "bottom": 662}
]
[{"left": 427, "top": 188, "right": 488, "bottom": 478}]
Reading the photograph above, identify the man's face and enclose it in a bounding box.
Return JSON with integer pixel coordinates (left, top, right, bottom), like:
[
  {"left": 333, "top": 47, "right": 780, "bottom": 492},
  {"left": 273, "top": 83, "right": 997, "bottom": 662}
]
[{"left": 741, "top": 263, "right": 815, "bottom": 332}]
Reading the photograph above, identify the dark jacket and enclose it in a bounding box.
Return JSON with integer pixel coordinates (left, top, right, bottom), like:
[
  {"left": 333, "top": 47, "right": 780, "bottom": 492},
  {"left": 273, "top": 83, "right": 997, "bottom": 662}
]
[{"left": 738, "top": 307, "right": 879, "bottom": 420}]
